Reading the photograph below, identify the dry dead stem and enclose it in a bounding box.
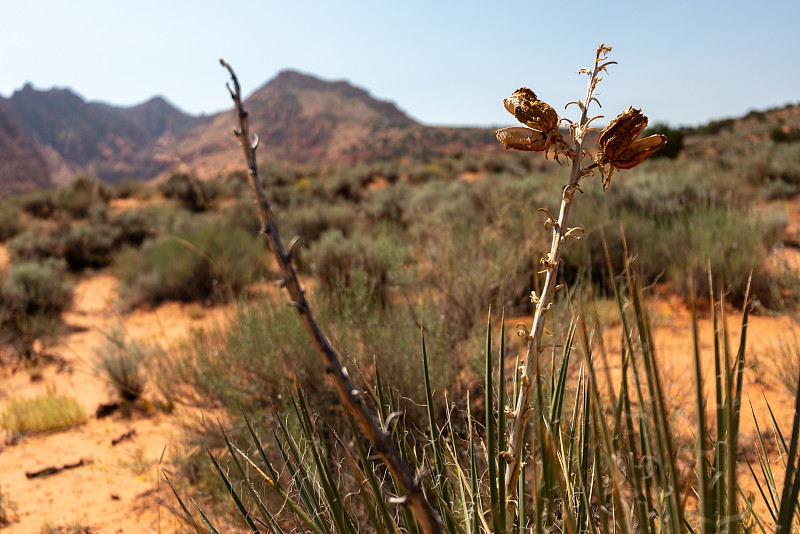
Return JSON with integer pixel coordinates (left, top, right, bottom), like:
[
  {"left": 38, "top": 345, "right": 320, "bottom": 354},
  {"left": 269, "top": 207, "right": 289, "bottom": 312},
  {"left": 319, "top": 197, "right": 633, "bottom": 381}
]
[
  {"left": 219, "top": 59, "right": 443, "bottom": 534},
  {"left": 497, "top": 44, "right": 666, "bottom": 497}
]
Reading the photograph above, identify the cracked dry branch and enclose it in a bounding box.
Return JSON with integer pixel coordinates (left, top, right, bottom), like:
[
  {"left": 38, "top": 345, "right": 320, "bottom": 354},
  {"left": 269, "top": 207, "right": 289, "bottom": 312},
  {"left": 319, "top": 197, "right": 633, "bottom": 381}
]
[
  {"left": 503, "top": 46, "right": 616, "bottom": 497},
  {"left": 219, "top": 59, "right": 442, "bottom": 534}
]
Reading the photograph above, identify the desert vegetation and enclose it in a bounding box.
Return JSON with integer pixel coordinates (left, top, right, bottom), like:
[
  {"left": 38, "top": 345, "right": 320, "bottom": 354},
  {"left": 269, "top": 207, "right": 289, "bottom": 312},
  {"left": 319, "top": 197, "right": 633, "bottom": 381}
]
[
  {"left": 1, "top": 45, "right": 800, "bottom": 532},
  {"left": 156, "top": 49, "right": 800, "bottom": 533}
]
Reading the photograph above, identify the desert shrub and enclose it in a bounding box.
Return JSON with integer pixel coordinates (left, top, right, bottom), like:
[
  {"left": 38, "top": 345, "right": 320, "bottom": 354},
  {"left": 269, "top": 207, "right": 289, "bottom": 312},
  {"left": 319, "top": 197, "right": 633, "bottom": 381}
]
[
  {"left": 156, "top": 297, "right": 331, "bottom": 415},
  {"left": 646, "top": 208, "right": 784, "bottom": 297},
  {"left": 159, "top": 172, "right": 204, "bottom": 211},
  {"left": 219, "top": 199, "right": 263, "bottom": 235},
  {"left": 18, "top": 190, "right": 56, "bottom": 219},
  {"left": 478, "top": 151, "right": 530, "bottom": 176},
  {"left": 55, "top": 174, "right": 109, "bottom": 218},
  {"left": 697, "top": 116, "right": 735, "bottom": 135},
  {"left": 7, "top": 220, "right": 120, "bottom": 272},
  {"left": 406, "top": 161, "right": 448, "bottom": 184},
  {"left": 404, "top": 175, "right": 553, "bottom": 322},
  {"left": 644, "top": 122, "right": 685, "bottom": 159},
  {"left": 5, "top": 220, "right": 60, "bottom": 263},
  {"left": 297, "top": 224, "right": 467, "bottom": 402},
  {"left": 162, "top": 289, "right": 461, "bottom": 513},
  {"left": 363, "top": 182, "right": 410, "bottom": 227},
  {"left": 61, "top": 223, "right": 119, "bottom": 270},
  {"left": 306, "top": 229, "right": 397, "bottom": 309},
  {"left": 770, "top": 126, "right": 800, "bottom": 143},
  {"left": 154, "top": 296, "right": 335, "bottom": 504},
  {"left": 419, "top": 217, "right": 548, "bottom": 342},
  {"left": 219, "top": 170, "right": 252, "bottom": 198},
  {"left": 0, "top": 259, "right": 73, "bottom": 358},
  {"left": 277, "top": 202, "right": 358, "bottom": 253},
  {"left": 310, "top": 166, "right": 372, "bottom": 201},
  {"left": 258, "top": 161, "right": 295, "bottom": 188},
  {"left": 690, "top": 211, "right": 782, "bottom": 301},
  {"left": 0, "top": 392, "right": 87, "bottom": 434},
  {"left": 158, "top": 172, "right": 226, "bottom": 212},
  {"left": 94, "top": 327, "right": 149, "bottom": 403},
  {"left": 744, "top": 109, "right": 768, "bottom": 122},
  {"left": 0, "top": 199, "right": 22, "bottom": 241},
  {"left": 403, "top": 180, "right": 485, "bottom": 235},
  {"left": 559, "top": 160, "right": 788, "bottom": 305},
  {"left": 737, "top": 144, "right": 800, "bottom": 193},
  {"left": 124, "top": 203, "right": 195, "bottom": 236},
  {"left": 763, "top": 143, "right": 800, "bottom": 192},
  {"left": 115, "top": 216, "right": 263, "bottom": 308},
  {"left": 109, "top": 178, "right": 153, "bottom": 200},
  {"left": 108, "top": 208, "right": 156, "bottom": 247},
  {"left": 565, "top": 201, "right": 786, "bottom": 305}
]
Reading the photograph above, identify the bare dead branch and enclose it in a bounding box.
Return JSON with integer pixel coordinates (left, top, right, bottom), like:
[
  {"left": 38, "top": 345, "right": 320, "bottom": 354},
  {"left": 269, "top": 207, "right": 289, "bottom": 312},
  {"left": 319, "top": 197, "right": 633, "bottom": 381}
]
[
  {"left": 25, "top": 457, "right": 93, "bottom": 479},
  {"left": 218, "top": 58, "right": 442, "bottom": 534}
]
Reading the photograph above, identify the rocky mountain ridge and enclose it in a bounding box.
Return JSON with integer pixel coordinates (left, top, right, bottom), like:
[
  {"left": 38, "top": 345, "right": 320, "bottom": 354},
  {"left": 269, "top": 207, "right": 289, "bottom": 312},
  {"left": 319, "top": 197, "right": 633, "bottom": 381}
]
[
  {"left": 0, "top": 71, "right": 499, "bottom": 192},
  {"left": 0, "top": 84, "right": 205, "bottom": 190},
  {"left": 1, "top": 70, "right": 797, "bottom": 193}
]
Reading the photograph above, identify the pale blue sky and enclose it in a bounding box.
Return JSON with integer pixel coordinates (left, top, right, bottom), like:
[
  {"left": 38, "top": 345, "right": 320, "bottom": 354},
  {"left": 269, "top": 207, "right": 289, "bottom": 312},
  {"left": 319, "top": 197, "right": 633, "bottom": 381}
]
[{"left": 1, "top": 0, "right": 797, "bottom": 128}]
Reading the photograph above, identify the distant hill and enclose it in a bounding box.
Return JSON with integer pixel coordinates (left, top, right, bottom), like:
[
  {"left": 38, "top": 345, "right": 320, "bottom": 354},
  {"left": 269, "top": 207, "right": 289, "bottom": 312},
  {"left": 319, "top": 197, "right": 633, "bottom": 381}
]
[
  {"left": 0, "top": 72, "right": 500, "bottom": 191},
  {"left": 0, "top": 84, "right": 204, "bottom": 189},
  {"left": 678, "top": 103, "right": 800, "bottom": 159},
  {"left": 173, "top": 70, "right": 499, "bottom": 178},
  {"left": 0, "top": 105, "right": 52, "bottom": 192}
]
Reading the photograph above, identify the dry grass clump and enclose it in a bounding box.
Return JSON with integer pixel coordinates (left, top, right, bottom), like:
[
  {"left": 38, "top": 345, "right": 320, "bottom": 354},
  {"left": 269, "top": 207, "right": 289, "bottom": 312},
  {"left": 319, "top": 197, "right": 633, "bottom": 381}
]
[
  {"left": 773, "top": 324, "right": 800, "bottom": 395},
  {"left": 0, "top": 489, "right": 18, "bottom": 526},
  {"left": 1, "top": 392, "right": 87, "bottom": 434},
  {"left": 94, "top": 327, "right": 150, "bottom": 404}
]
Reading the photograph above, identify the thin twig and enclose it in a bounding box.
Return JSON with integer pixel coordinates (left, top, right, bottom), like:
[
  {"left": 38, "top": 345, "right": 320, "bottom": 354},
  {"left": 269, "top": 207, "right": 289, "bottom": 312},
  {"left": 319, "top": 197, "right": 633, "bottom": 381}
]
[{"left": 219, "top": 59, "right": 442, "bottom": 534}]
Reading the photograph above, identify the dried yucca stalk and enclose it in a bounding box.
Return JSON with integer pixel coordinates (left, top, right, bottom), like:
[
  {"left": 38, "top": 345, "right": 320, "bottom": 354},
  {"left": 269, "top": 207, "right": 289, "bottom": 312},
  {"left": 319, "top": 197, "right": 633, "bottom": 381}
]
[
  {"left": 496, "top": 44, "right": 666, "bottom": 496},
  {"left": 217, "top": 59, "right": 443, "bottom": 534}
]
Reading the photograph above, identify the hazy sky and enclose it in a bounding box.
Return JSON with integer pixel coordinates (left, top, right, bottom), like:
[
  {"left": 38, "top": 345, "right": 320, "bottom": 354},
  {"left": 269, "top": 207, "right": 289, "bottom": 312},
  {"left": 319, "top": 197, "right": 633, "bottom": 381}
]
[{"left": 1, "top": 1, "right": 798, "bottom": 128}]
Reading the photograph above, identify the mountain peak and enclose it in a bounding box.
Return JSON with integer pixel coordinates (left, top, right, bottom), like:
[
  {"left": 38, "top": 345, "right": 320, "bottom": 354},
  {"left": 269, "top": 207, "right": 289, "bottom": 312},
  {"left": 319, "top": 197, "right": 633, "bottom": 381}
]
[
  {"left": 270, "top": 69, "right": 331, "bottom": 89},
  {"left": 11, "top": 83, "right": 85, "bottom": 109},
  {"left": 249, "top": 69, "right": 415, "bottom": 128}
]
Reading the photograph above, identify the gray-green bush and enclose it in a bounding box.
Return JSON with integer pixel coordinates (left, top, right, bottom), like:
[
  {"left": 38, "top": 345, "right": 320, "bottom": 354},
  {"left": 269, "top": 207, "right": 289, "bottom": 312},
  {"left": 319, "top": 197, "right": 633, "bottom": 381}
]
[
  {"left": 7, "top": 220, "right": 121, "bottom": 272},
  {"left": 55, "top": 174, "right": 109, "bottom": 219},
  {"left": 115, "top": 215, "right": 264, "bottom": 308},
  {"left": 0, "top": 199, "right": 22, "bottom": 241},
  {"left": 0, "top": 259, "right": 73, "bottom": 358}
]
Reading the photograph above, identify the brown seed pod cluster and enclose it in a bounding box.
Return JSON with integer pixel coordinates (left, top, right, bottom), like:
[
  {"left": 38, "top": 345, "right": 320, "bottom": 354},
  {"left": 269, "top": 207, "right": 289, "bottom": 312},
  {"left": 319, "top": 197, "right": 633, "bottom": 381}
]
[
  {"left": 595, "top": 106, "right": 667, "bottom": 188},
  {"left": 495, "top": 126, "right": 548, "bottom": 152},
  {"left": 495, "top": 88, "right": 572, "bottom": 159},
  {"left": 504, "top": 88, "right": 559, "bottom": 133}
]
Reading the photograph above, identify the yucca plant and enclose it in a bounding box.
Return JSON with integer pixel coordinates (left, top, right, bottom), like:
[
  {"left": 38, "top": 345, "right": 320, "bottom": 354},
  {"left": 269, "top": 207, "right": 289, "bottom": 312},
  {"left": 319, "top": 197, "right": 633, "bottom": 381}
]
[{"left": 166, "top": 45, "right": 800, "bottom": 534}]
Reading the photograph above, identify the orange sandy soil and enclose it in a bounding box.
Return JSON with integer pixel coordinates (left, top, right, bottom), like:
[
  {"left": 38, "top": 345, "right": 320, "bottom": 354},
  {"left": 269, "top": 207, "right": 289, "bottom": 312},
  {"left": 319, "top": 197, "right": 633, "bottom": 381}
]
[
  {"left": 0, "top": 269, "right": 234, "bottom": 533},
  {"left": 1, "top": 200, "right": 800, "bottom": 532}
]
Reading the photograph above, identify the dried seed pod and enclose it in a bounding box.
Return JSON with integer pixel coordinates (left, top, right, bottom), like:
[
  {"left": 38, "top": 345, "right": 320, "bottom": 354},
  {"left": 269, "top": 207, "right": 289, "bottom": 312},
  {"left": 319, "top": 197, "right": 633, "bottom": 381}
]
[
  {"left": 607, "top": 134, "right": 668, "bottom": 169},
  {"left": 503, "top": 88, "right": 559, "bottom": 133},
  {"left": 598, "top": 107, "right": 666, "bottom": 169},
  {"left": 496, "top": 127, "right": 548, "bottom": 152}
]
